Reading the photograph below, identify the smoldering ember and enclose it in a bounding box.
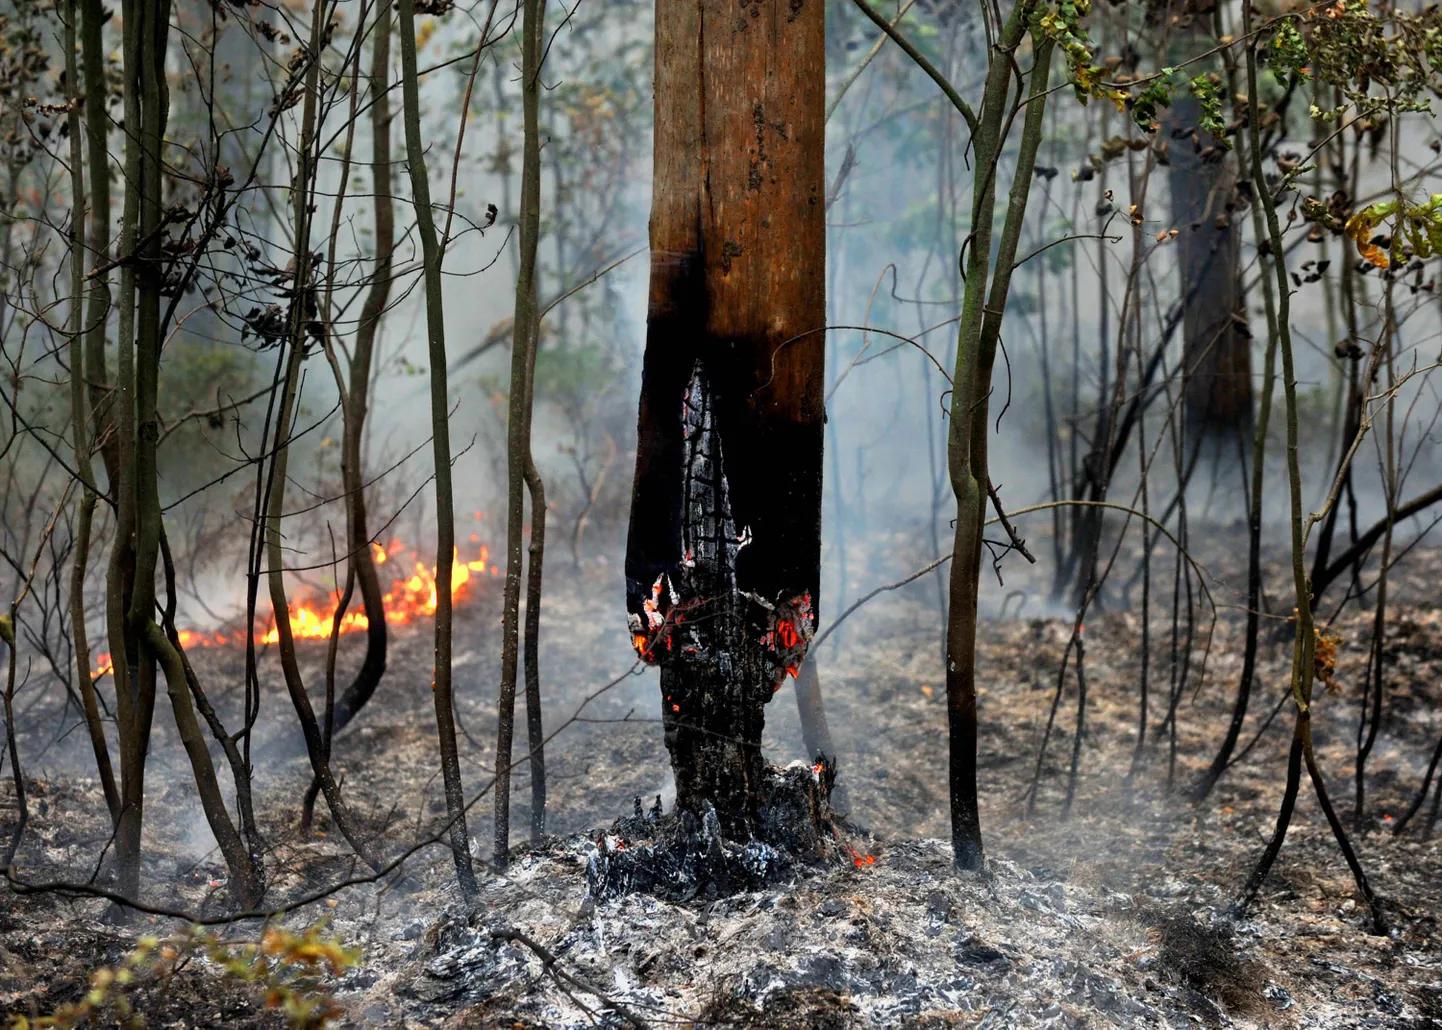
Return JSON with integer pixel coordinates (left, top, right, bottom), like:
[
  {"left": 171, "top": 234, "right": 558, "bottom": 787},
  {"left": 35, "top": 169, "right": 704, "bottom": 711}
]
[{"left": 6, "top": 2, "right": 1442, "bottom": 1029}]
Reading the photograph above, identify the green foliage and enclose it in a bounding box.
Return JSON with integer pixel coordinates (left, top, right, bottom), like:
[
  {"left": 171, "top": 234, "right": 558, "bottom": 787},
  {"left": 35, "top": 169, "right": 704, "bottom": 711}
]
[
  {"left": 1265, "top": 19, "right": 1311, "bottom": 83},
  {"left": 1189, "top": 74, "right": 1228, "bottom": 144},
  {"left": 1131, "top": 75, "right": 1174, "bottom": 130},
  {"left": 1302, "top": 0, "right": 1442, "bottom": 118},
  {"left": 7, "top": 923, "right": 358, "bottom": 1030},
  {"left": 1032, "top": 0, "right": 1125, "bottom": 110}
]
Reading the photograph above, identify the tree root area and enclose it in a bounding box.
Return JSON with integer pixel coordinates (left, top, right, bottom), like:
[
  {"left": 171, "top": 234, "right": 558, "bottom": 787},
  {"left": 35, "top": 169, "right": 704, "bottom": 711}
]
[{"left": 584, "top": 759, "right": 844, "bottom": 902}]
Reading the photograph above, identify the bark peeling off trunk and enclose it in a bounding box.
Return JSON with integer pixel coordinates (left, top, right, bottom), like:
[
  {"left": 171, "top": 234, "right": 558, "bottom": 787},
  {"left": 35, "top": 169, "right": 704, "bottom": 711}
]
[{"left": 625, "top": 0, "right": 826, "bottom": 842}]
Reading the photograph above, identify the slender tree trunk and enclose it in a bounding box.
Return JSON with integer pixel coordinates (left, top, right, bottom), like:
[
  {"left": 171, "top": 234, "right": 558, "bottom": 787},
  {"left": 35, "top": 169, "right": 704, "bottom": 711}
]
[
  {"left": 2, "top": 610, "right": 24, "bottom": 868},
  {"left": 397, "top": 0, "right": 480, "bottom": 900},
  {"left": 1232, "top": 18, "right": 1383, "bottom": 932},
  {"left": 304, "top": 1, "right": 391, "bottom": 824},
  {"left": 624, "top": 0, "right": 826, "bottom": 835},
  {"left": 64, "top": 0, "right": 119, "bottom": 824},
  {"left": 117, "top": 0, "right": 261, "bottom": 909},
  {"left": 80, "top": 0, "right": 115, "bottom": 477},
  {"left": 1190, "top": 152, "right": 1281, "bottom": 803},
  {"left": 1355, "top": 280, "right": 1398, "bottom": 831},
  {"left": 329, "top": 5, "right": 393, "bottom": 735},
  {"left": 108, "top": 0, "right": 153, "bottom": 907},
  {"left": 143, "top": 622, "right": 263, "bottom": 906},
  {"left": 265, "top": 1, "right": 382, "bottom": 875},
  {"left": 795, "top": 656, "right": 849, "bottom": 816},
  {"left": 943, "top": 15, "right": 1053, "bottom": 868},
  {"left": 494, "top": 0, "right": 550, "bottom": 863},
  {"left": 522, "top": 451, "right": 547, "bottom": 843},
  {"left": 518, "top": 0, "right": 551, "bottom": 848}
]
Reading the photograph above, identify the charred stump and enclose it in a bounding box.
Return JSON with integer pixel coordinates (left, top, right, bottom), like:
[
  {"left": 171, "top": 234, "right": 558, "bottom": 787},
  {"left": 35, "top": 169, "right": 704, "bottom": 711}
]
[
  {"left": 587, "top": 763, "right": 843, "bottom": 903},
  {"left": 624, "top": 0, "right": 828, "bottom": 854}
]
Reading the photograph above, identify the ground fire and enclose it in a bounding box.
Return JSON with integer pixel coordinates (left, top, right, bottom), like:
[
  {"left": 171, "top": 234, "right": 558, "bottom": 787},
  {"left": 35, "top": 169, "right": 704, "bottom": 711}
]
[{"left": 90, "top": 538, "right": 498, "bottom": 680}]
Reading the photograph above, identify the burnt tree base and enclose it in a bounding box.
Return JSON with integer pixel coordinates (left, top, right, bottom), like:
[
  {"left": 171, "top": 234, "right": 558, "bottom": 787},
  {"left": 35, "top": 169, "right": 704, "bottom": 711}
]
[{"left": 586, "top": 759, "right": 845, "bottom": 903}]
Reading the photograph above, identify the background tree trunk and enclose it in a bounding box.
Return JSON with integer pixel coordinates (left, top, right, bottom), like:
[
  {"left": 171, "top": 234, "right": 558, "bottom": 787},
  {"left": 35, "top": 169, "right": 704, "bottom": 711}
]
[
  {"left": 1167, "top": 96, "right": 1252, "bottom": 459},
  {"left": 625, "top": 0, "right": 826, "bottom": 836},
  {"left": 397, "top": 0, "right": 479, "bottom": 901}
]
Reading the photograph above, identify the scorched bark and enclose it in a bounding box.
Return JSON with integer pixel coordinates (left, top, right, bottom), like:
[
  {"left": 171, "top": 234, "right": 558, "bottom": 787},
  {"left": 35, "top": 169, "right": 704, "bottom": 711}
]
[{"left": 625, "top": 0, "right": 826, "bottom": 837}]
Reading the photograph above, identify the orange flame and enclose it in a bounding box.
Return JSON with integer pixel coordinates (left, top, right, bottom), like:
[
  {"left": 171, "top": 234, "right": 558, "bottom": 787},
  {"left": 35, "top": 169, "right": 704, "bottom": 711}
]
[
  {"left": 91, "top": 539, "right": 493, "bottom": 678},
  {"left": 265, "top": 542, "right": 490, "bottom": 643}
]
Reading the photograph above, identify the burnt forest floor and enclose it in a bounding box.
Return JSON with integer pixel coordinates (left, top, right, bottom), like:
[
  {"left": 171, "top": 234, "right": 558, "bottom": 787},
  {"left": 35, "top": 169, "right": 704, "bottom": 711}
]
[{"left": 3, "top": 525, "right": 1442, "bottom": 1028}]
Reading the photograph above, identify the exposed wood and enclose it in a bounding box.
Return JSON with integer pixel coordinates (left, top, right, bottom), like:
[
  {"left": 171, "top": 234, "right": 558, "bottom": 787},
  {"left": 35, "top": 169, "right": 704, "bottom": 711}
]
[{"left": 625, "top": 0, "right": 826, "bottom": 833}]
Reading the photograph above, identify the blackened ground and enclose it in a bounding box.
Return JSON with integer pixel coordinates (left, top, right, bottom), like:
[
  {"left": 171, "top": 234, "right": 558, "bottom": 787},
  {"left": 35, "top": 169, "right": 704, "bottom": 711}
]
[{"left": 2, "top": 530, "right": 1441, "bottom": 1027}]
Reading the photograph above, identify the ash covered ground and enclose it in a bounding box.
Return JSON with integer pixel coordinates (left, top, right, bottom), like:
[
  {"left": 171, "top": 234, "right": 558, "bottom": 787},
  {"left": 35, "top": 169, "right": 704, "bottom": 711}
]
[{"left": 3, "top": 532, "right": 1442, "bottom": 1028}]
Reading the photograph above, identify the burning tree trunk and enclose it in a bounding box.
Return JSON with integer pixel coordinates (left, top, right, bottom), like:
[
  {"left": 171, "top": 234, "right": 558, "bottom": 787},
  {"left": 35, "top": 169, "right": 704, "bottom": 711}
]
[{"left": 624, "top": 0, "right": 826, "bottom": 837}]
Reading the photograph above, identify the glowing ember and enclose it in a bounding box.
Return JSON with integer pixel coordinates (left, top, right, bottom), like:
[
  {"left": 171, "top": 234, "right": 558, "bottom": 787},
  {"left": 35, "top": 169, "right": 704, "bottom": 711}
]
[
  {"left": 628, "top": 572, "right": 678, "bottom": 662},
  {"left": 845, "top": 844, "right": 877, "bottom": 867},
  {"left": 91, "top": 538, "right": 493, "bottom": 679}
]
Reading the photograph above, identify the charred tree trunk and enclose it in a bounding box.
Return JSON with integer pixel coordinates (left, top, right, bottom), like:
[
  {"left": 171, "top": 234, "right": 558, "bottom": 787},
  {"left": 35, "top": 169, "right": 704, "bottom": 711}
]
[
  {"left": 624, "top": 0, "right": 826, "bottom": 838},
  {"left": 1167, "top": 96, "right": 1252, "bottom": 459}
]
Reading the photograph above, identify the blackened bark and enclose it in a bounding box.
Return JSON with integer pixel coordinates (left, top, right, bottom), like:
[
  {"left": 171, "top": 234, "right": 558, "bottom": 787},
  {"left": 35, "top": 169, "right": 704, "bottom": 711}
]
[{"left": 626, "top": 0, "right": 826, "bottom": 836}]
